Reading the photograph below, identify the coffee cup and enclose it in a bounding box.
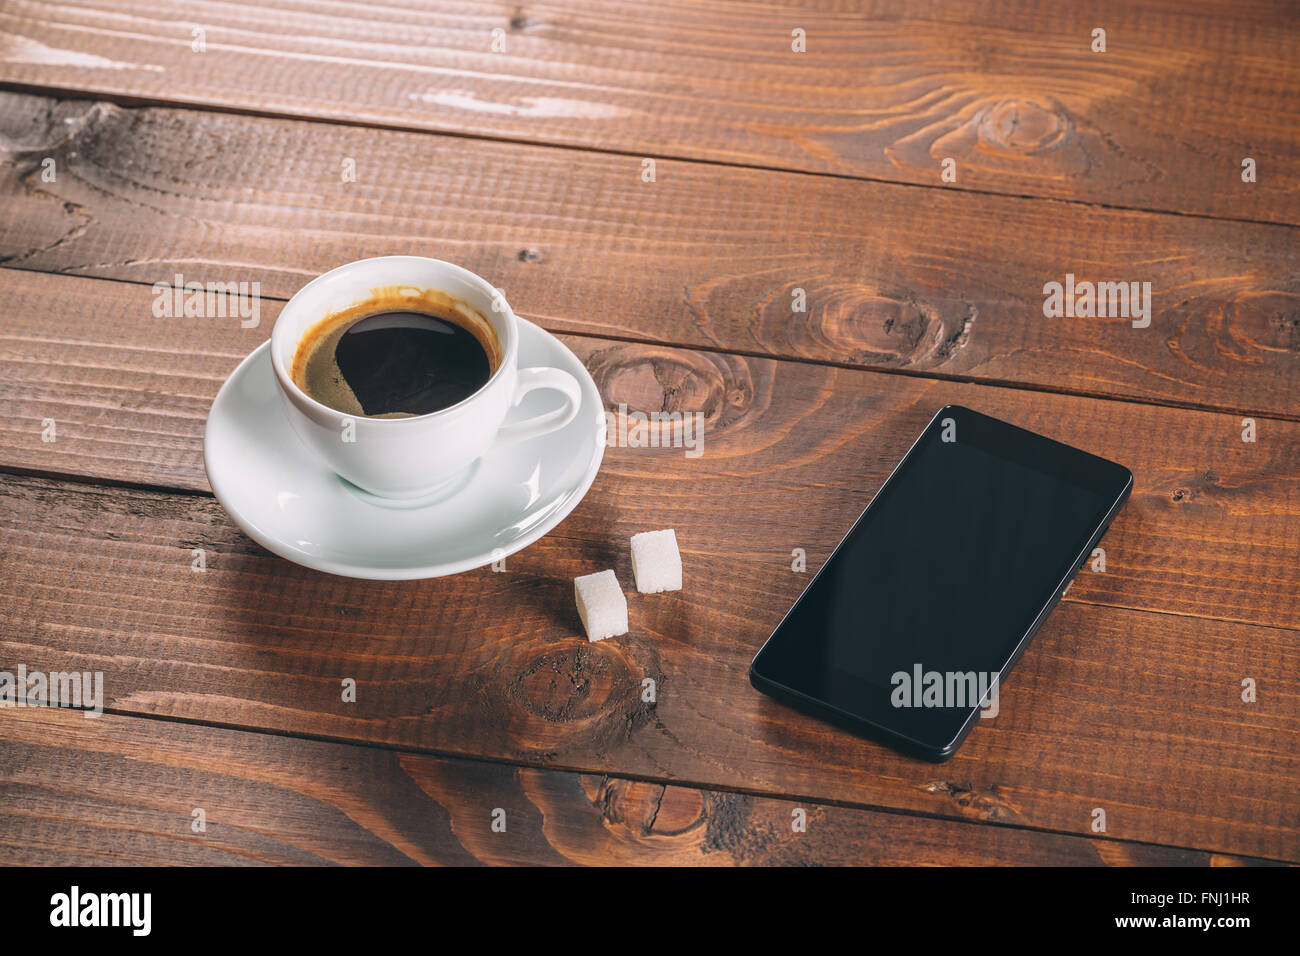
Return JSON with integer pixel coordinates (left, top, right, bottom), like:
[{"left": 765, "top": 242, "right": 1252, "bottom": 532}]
[{"left": 270, "top": 256, "right": 581, "bottom": 499}]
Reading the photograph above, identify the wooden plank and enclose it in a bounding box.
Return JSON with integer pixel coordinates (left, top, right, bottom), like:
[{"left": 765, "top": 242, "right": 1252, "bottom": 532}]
[
  {"left": 3, "top": 709, "right": 1270, "bottom": 866},
  {"left": 0, "top": 1, "right": 1297, "bottom": 223},
  {"left": 1, "top": 96, "right": 1297, "bottom": 419},
  {"left": 1, "top": 472, "right": 1297, "bottom": 861},
  {"left": 1, "top": 269, "right": 1296, "bottom": 631}
]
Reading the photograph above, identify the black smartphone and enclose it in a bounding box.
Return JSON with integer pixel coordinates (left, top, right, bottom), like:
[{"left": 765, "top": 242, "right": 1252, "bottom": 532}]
[{"left": 749, "top": 405, "right": 1133, "bottom": 761}]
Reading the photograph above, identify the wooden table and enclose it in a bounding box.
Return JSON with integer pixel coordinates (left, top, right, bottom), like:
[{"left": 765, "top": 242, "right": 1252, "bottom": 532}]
[{"left": 1, "top": 1, "right": 1296, "bottom": 867}]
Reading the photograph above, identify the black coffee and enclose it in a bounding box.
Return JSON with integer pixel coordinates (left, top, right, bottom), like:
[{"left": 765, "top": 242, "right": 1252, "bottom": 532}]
[
  {"left": 293, "top": 298, "right": 496, "bottom": 418},
  {"left": 335, "top": 311, "right": 490, "bottom": 416}
]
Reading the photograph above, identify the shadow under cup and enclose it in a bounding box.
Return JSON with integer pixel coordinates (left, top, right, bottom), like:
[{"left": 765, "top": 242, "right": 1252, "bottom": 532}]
[{"left": 270, "top": 256, "right": 548, "bottom": 501}]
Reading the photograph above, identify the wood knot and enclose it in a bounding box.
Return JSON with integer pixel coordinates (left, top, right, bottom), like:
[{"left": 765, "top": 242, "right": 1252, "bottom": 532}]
[
  {"left": 762, "top": 280, "right": 970, "bottom": 370},
  {"left": 920, "top": 779, "right": 1023, "bottom": 823},
  {"left": 1234, "top": 290, "right": 1300, "bottom": 351},
  {"left": 978, "top": 98, "right": 1069, "bottom": 153},
  {"left": 497, "top": 639, "right": 661, "bottom": 757},
  {"left": 584, "top": 344, "right": 754, "bottom": 443},
  {"left": 596, "top": 779, "right": 707, "bottom": 840},
  {"left": 507, "top": 645, "right": 620, "bottom": 724},
  {"left": 1166, "top": 288, "right": 1300, "bottom": 382}
]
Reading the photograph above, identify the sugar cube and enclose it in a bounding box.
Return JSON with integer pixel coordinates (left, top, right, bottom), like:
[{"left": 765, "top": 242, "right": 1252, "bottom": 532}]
[
  {"left": 630, "top": 529, "right": 682, "bottom": 593},
  {"left": 574, "top": 569, "right": 628, "bottom": 641}
]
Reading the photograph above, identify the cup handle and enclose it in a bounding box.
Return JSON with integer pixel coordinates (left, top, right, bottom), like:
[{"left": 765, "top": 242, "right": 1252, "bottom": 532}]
[{"left": 495, "top": 366, "right": 582, "bottom": 446}]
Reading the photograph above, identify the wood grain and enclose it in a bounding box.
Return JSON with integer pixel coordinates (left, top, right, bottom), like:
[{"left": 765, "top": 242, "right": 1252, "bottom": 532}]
[
  {"left": 1, "top": 471, "right": 1297, "bottom": 861},
  {"left": 1, "top": 95, "right": 1297, "bottom": 418},
  {"left": 4, "top": 708, "right": 1272, "bottom": 866},
  {"left": 0, "top": 1, "right": 1296, "bottom": 223},
  {"left": 1, "top": 269, "right": 1296, "bottom": 631}
]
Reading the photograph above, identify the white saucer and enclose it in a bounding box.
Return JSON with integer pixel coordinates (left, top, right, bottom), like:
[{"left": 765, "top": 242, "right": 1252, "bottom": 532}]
[{"left": 203, "top": 319, "right": 605, "bottom": 579}]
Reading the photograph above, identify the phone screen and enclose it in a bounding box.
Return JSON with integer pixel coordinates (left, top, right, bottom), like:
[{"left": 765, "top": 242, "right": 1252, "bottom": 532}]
[{"left": 750, "top": 405, "right": 1132, "bottom": 758}]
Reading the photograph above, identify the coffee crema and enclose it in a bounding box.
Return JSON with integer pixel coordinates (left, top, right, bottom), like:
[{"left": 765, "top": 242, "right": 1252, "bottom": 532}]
[{"left": 291, "top": 287, "right": 501, "bottom": 418}]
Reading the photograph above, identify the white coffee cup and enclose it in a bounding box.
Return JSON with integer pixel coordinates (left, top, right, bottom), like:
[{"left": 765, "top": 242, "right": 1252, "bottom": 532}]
[{"left": 270, "top": 256, "right": 581, "bottom": 499}]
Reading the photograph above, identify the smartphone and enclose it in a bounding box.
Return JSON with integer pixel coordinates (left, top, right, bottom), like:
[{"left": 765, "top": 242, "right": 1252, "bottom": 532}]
[{"left": 749, "top": 405, "right": 1133, "bottom": 761}]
